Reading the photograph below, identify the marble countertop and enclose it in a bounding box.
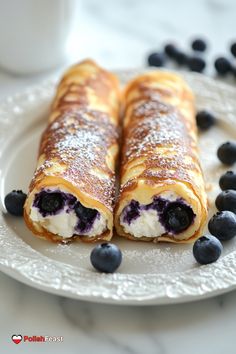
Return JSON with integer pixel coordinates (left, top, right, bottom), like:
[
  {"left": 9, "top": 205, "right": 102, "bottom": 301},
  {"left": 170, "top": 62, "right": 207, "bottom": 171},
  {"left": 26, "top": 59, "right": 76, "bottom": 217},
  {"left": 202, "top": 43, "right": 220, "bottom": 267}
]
[{"left": 1, "top": 0, "right": 236, "bottom": 353}]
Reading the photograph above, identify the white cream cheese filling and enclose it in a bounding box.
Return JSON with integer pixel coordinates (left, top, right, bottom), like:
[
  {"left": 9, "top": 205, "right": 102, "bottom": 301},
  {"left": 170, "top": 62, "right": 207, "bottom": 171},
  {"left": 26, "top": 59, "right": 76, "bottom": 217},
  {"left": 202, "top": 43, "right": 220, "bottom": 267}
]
[
  {"left": 29, "top": 188, "right": 107, "bottom": 239},
  {"left": 121, "top": 208, "right": 165, "bottom": 238},
  {"left": 120, "top": 191, "right": 191, "bottom": 238}
]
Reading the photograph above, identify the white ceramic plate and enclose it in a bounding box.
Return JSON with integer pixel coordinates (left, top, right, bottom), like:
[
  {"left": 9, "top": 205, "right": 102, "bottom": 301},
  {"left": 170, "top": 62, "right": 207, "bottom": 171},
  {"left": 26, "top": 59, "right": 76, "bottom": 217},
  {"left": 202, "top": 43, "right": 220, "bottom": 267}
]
[{"left": 0, "top": 69, "right": 236, "bottom": 305}]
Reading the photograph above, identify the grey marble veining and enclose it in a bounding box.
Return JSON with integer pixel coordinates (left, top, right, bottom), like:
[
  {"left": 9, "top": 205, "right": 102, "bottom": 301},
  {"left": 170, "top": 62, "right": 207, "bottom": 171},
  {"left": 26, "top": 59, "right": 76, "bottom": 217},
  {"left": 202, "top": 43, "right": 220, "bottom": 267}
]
[
  {"left": 1, "top": 269, "right": 236, "bottom": 354},
  {"left": 1, "top": 0, "right": 236, "bottom": 353}
]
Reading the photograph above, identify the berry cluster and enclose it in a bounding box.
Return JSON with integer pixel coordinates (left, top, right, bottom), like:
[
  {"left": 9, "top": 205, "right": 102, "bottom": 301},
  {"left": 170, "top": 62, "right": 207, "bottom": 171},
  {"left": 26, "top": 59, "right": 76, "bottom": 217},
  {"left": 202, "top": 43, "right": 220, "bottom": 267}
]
[
  {"left": 147, "top": 37, "right": 236, "bottom": 77},
  {"left": 193, "top": 108, "right": 236, "bottom": 265}
]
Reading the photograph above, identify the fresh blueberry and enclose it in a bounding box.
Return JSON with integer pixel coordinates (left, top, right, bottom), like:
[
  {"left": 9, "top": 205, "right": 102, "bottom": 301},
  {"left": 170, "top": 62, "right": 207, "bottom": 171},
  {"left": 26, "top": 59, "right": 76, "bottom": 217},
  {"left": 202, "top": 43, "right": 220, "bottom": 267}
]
[
  {"left": 214, "top": 57, "right": 232, "bottom": 75},
  {"left": 191, "top": 38, "right": 207, "bottom": 52},
  {"left": 230, "top": 42, "right": 236, "bottom": 58},
  {"left": 217, "top": 141, "right": 236, "bottom": 165},
  {"left": 90, "top": 243, "right": 122, "bottom": 273},
  {"left": 38, "top": 192, "right": 64, "bottom": 213},
  {"left": 147, "top": 52, "right": 165, "bottom": 67},
  {"left": 164, "top": 203, "right": 194, "bottom": 232},
  {"left": 174, "top": 51, "right": 188, "bottom": 65},
  {"left": 219, "top": 171, "right": 236, "bottom": 190},
  {"left": 193, "top": 235, "right": 223, "bottom": 265},
  {"left": 75, "top": 202, "right": 98, "bottom": 231},
  {"left": 196, "top": 110, "right": 216, "bottom": 131},
  {"left": 208, "top": 211, "right": 236, "bottom": 241},
  {"left": 4, "top": 190, "right": 27, "bottom": 216},
  {"left": 187, "top": 56, "right": 206, "bottom": 72},
  {"left": 215, "top": 189, "right": 236, "bottom": 214},
  {"left": 164, "top": 43, "right": 178, "bottom": 58}
]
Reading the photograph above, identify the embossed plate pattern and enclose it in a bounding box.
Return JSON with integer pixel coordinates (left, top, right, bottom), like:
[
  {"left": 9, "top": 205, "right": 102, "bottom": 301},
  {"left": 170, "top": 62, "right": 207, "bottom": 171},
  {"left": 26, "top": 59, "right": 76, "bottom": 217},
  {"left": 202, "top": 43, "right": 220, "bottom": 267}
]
[{"left": 0, "top": 69, "right": 236, "bottom": 305}]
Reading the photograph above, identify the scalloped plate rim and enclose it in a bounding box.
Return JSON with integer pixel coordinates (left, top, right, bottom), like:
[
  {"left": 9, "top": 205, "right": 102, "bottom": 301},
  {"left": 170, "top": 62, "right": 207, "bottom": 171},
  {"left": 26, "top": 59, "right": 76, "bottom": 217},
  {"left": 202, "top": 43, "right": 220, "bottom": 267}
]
[{"left": 0, "top": 69, "right": 236, "bottom": 305}]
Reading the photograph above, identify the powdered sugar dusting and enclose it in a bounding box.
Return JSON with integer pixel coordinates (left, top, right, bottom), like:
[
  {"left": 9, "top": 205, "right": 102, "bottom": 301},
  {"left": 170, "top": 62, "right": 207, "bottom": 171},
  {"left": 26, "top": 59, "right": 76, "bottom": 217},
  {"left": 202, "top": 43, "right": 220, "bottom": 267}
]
[{"left": 31, "top": 109, "right": 118, "bottom": 210}]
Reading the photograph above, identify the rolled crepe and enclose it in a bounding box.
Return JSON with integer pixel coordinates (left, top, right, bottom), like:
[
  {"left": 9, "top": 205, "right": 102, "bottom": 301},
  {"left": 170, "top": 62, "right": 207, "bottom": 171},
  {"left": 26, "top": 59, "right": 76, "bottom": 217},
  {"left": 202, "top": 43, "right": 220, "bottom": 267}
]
[
  {"left": 115, "top": 71, "right": 207, "bottom": 243},
  {"left": 24, "top": 60, "right": 120, "bottom": 242}
]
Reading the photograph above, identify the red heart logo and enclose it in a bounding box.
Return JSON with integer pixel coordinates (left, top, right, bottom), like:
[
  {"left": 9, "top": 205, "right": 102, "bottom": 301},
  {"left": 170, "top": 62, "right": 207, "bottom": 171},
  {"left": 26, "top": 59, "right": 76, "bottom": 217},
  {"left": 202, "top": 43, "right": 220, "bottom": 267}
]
[{"left": 11, "top": 335, "right": 22, "bottom": 344}]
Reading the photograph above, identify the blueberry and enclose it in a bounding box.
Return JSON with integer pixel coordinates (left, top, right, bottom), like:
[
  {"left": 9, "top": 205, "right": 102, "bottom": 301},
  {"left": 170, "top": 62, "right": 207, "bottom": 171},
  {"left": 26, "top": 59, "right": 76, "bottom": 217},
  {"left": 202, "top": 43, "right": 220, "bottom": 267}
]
[
  {"left": 164, "top": 43, "right": 178, "bottom": 58},
  {"left": 4, "top": 190, "right": 27, "bottom": 216},
  {"left": 230, "top": 42, "right": 236, "bottom": 58},
  {"left": 191, "top": 38, "right": 207, "bottom": 52},
  {"left": 208, "top": 211, "right": 236, "bottom": 241},
  {"left": 219, "top": 171, "right": 236, "bottom": 190},
  {"left": 122, "top": 200, "right": 140, "bottom": 224},
  {"left": 147, "top": 52, "right": 165, "bottom": 67},
  {"left": 164, "top": 203, "right": 194, "bottom": 232},
  {"left": 174, "top": 51, "right": 188, "bottom": 65},
  {"left": 196, "top": 110, "right": 216, "bottom": 131},
  {"left": 187, "top": 56, "right": 206, "bottom": 72},
  {"left": 90, "top": 243, "right": 122, "bottom": 273},
  {"left": 193, "top": 235, "right": 223, "bottom": 265},
  {"left": 215, "top": 190, "right": 236, "bottom": 213},
  {"left": 217, "top": 141, "right": 236, "bottom": 165},
  {"left": 74, "top": 202, "right": 98, "bottom": 231},
  {"left": 214, "top": 57, "right": 232, "bottom": 75},
  {"left": 38, "top": 192, "right": 64, "bottom": 213}
]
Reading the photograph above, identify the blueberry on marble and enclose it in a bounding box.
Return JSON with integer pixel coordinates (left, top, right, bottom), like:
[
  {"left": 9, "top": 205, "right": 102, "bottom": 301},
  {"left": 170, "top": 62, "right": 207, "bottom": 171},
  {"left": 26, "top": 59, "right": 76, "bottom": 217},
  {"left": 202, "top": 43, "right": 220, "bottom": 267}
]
[
  {"left": 122, "top": 200, "right": 140, "bottom": 224},
  {"left": 164, "top": 202, "right": 194, "bottom": 233},
  {"left": 196, "top": 110, "right": 216, "bottom": 131},
  {"left": 214, "top": 57, "right": 232, "bottom": 75},
  {"left": 215, "top": 189, "right": 236, "bottom": 214},
  {"left": 90, "top": 243, "right": 122, "bottom": 273},
  {"left": 164, "top": 43, "right": 178, "bottom": 58},
  {"left": 230, "top": 42, "right": 236, "bottom": 58},
  {"left": 191, "top": 38, "right": 207, "bottom": 52},
  {"left": 187, "top": 56, "right": 206, "bottom": 72},
  {"left": 147, "top": 52, "right": 165, "bottom": 67},
  {"left": 217, "top": 142, "right": 236, "bottom": 165},
  {"left": 208, "top": 211, "right": 236, "bottom": 241},
  {"left": 75, "top": 202, "right": 98, "bottom": 232},
  {"left": 4, "top": 190, "right": 27, "bottom": 216},
  {"left": 38, "top": 192, "right": 64, "bottom": 213},
  {"left": 219, "top": 171, "right": 236, "bottom": 191},
  {"left": 174, "top": 51, "right": 188, "bottom": 65},
  {"left": 193, "top": 235, "right": 223, "bottom": 265}
]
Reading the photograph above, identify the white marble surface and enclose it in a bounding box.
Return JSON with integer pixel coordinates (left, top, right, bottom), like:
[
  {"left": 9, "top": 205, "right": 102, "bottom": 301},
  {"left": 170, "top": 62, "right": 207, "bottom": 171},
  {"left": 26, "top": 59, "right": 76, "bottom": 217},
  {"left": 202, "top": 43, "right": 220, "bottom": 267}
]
[{"left": 1, "top": 0, "right": 236, "bottom": 352}]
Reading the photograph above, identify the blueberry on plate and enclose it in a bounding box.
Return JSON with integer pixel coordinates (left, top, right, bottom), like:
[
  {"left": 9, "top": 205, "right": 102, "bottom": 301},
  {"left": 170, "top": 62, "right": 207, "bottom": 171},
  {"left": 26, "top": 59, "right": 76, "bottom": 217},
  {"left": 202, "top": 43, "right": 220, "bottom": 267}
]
[
  {"left": 215, "top": 189, "right": 236, "bottom": 214},
  {"left": 164, "top": 43, "right": 178, "bottom": 58},
  {"left": 187, "top": 56, "right": 206, "bottom": 73},
  {"left": 196, "top": 110, "right": 216, "bottom": 131},
  {"left": 4, "top": 190, "right": 27, "bottom": 216},
  {"left": 191, "top": 38, "right": 207, "bottom": 52},
  {"left": 219, "top": 171, "right": 236, "bottom": 190},
  {"left": 147, "top": 52, "right": 165, "bottom": 67},
  {"left": 90, "top": 243, "right": 122, "bottom": 273},
  {"left": 208, "top": 211, "right": 236, "bottom": 241},
  {"left": 230, "top": 42, "right": 236, "bottom": 58},
  {"left": 217, "top": 141, "right": 236, "bottom": 165},
  {"left": 214, "top": 57, "right": 232, "bottom": 75},
  {"left": 193, "top": 235, "right": 223, "bottom": 265}
]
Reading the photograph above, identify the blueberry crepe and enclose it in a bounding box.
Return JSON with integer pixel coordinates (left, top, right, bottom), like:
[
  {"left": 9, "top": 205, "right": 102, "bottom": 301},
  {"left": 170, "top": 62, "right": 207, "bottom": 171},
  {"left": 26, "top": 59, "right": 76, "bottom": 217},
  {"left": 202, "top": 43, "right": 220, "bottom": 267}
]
[
  {"left": 24, "top": 60, "right": 120, "bottom": 242},
  {"left": 115, "top": 71, "right": 207, "bottom": 243}
]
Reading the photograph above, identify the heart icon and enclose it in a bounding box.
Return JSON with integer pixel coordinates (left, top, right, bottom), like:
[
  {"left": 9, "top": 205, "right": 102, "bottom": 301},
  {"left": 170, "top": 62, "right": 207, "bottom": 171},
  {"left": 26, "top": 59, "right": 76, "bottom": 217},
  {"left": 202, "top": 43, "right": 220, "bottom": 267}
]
[{"left": 11, "top": 335, "right": 22, "bottom": 344}]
